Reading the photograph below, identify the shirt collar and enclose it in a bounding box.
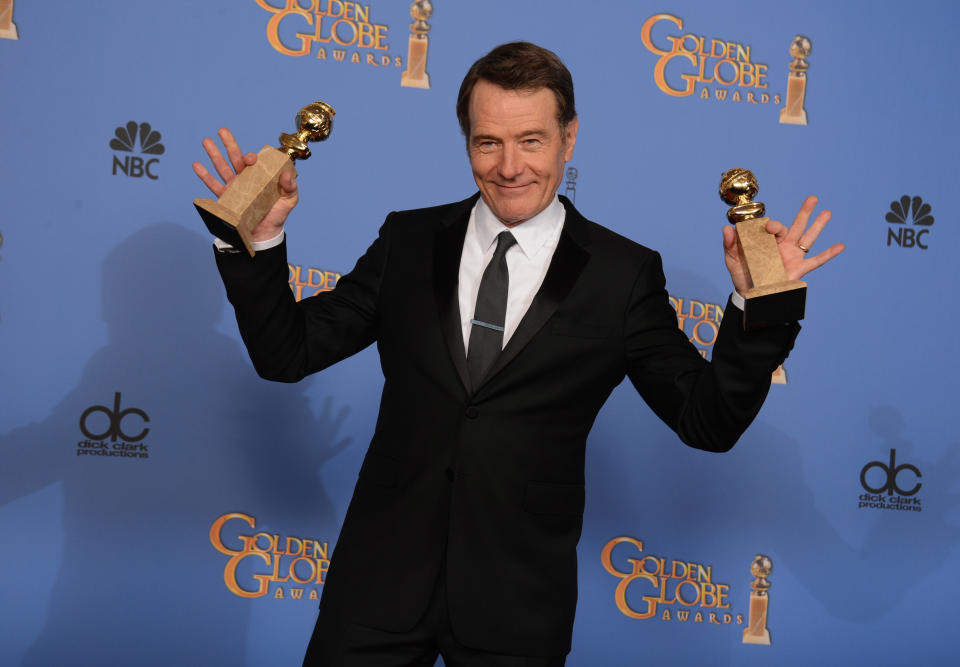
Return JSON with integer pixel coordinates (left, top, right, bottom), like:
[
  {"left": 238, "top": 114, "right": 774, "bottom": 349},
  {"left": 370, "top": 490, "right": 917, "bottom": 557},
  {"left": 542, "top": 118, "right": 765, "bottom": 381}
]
[{"left": 473, "top": 195, "right": 565, "bottom": 259}]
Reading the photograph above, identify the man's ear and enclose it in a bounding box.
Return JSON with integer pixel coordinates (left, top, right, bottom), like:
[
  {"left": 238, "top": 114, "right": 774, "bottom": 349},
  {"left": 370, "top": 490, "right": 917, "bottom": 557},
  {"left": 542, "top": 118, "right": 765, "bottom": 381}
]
[{"left": 563, "top": 116, "right": 579, "bottom": 161}]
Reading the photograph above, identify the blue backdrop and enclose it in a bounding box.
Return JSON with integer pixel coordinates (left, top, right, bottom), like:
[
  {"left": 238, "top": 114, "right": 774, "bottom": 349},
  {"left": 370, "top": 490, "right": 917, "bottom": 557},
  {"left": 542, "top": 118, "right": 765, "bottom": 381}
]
[{"left": 1, "top": 1, "right": 957, "bottom": 665}]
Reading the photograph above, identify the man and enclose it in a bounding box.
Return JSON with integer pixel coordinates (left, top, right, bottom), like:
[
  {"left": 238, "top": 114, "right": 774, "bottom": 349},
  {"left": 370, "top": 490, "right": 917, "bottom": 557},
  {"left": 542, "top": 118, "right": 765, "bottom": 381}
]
[{"left": 194, "top": 42, "right": 842, "bottom": 666}]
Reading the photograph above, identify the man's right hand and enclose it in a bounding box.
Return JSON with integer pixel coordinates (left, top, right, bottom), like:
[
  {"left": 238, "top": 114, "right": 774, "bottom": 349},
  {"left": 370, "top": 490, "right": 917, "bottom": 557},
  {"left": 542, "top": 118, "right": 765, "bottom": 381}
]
[{"left": 192, "top": 127, "right": 299, "bottom": 242}]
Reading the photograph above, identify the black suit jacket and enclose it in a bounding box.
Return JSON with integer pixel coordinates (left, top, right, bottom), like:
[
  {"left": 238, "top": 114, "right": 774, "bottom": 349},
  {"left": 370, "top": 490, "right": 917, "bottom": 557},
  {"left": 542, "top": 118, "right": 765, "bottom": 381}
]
[{"left": 215, "top": 194, "right": 798, "bottom": 657}]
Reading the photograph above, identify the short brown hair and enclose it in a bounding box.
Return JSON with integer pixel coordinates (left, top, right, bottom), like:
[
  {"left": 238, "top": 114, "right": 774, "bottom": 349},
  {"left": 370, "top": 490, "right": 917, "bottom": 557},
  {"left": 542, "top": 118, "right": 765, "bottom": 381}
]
[{"left": 456, "top": 41, "right": 576, "bottom": 138}]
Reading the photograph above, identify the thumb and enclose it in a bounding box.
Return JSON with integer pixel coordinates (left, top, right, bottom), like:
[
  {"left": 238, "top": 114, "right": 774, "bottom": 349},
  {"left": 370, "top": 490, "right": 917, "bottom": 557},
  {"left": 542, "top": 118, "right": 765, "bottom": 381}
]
[{"left": 279, "top": 170, "right": 298, "bottom": 196}]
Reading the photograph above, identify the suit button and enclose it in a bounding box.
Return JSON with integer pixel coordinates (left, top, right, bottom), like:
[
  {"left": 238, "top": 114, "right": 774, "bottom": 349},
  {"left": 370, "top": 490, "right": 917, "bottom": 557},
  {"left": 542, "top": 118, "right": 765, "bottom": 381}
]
[
  {"left": 465, "top": 407, "right": 479, "bottom": 419},
  {"left": 445, "top": 467, "right": 455, "bottom": 481}
]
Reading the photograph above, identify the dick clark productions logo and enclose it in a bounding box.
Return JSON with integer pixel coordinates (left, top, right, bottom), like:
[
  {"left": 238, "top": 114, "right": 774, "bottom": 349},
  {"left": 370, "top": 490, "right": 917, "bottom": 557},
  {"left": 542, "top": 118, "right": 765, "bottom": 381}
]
[
  {"left": 110, "top": 121, "right": 165, "bottom": 180},
  {"left": 858, "top": 449, "right": 922, "bottom": 512},
  {"left": 78, "top": 392, "right": 151, "bottom": 459}
]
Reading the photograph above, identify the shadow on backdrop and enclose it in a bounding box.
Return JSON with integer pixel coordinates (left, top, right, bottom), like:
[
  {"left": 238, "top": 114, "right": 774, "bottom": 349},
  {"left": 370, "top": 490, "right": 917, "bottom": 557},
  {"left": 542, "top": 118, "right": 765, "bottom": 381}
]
[{"left": 0, "top": 223, "right": 352, "bottom": 666}]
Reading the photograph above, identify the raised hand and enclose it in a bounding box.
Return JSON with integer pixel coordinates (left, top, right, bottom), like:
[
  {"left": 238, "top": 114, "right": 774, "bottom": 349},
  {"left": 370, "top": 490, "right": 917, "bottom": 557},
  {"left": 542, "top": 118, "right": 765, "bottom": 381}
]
[
  {"left": 192, "top": 128, "right": 299, "bottom": 242},
  {"left": 723, "top": 195, "right": 845, "bottom": 295}
]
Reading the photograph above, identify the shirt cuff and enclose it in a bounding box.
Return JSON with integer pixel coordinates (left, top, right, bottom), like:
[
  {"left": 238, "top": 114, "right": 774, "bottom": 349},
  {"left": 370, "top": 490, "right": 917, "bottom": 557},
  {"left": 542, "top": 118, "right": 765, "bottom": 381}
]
[
  {"left": 213, "top": 231, "right": 285, "bottom": 252},
  {"left": 730, "top": 291, "right": 745, "bottom": 310}
]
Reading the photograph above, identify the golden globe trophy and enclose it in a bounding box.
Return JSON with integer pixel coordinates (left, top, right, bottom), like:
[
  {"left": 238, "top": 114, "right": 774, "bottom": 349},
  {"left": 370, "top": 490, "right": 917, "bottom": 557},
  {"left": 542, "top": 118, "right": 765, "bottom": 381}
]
[
  {"left": 779, "top": 36, "right": 811, "bottom": 125},
  {"left": 720, "top": 169, "right": 806, "bottom": 330},
  {"left": 742, "top": 554, "right": 773, "bottom": 645},
  {"left": 400, "top": 0, "right": 433, "bottom": 89},
  {"left": 194, "top": 102, "right": 335, "bottom": 257},
  {"left": 0, "top": 0, "right": 19, "bottom": 40}
]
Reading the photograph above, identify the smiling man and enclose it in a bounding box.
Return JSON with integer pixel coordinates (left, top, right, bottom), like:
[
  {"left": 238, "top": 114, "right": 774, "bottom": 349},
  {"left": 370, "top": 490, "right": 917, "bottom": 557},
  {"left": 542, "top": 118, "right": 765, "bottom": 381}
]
[
  {"left": 196, "top": 41, "right": 842, "bottom": 666},
  {"left": 466, "top": 78, "right": 578, "bottom": 226}
]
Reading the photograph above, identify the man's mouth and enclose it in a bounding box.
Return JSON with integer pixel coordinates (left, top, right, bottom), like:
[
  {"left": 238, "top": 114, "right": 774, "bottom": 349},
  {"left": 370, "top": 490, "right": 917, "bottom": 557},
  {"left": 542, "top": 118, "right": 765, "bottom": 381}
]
[{"left": 493, "top": 182, "right": 533, "bottom": 193}]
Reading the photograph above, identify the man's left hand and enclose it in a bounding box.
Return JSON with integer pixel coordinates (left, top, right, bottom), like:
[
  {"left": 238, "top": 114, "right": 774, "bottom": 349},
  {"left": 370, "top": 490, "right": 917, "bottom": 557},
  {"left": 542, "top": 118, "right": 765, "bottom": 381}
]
[{"left": 723, "top": 195, "right": 845, "bottom": 295}]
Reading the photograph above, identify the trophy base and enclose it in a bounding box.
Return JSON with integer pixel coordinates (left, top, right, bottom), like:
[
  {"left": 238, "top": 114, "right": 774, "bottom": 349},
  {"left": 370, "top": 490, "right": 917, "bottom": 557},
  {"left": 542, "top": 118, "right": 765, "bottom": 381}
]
[
  {"left": 742, "top": 628, "right": 771, "bottom": 645},
  {"left": 402, "top": 36, "right": 430, "bottom": 89},
  {"left": 742, "top": 280, "right": 806, "bottom": 330},
  {"left": 0, "top": 23, "right": 17, "bottom": 40},
  {"left": 401, "top": 72, "right": 430, "bottom": 89},
  {"left": 193, "top": 145, "right": 295, "bottom": 257},
  {"left": 195, "top": 199, "right": 253, "bottom": 256},
  {"left": 779, "top": 107, "right": 807, "bottom": 125},
  {"left": 743, "top": 590, "right": 772, "bottom": 645}
]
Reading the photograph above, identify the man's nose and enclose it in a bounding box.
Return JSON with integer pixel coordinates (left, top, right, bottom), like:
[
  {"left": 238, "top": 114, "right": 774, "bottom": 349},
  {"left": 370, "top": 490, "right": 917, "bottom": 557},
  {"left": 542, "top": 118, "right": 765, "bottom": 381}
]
[{"left": 497, "top": 144, "right": 523, "bottom": 180}]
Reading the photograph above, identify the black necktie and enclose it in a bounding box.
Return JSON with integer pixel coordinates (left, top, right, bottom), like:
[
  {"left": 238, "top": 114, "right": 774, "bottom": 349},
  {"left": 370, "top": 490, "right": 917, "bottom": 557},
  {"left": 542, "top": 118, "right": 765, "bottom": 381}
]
[{"left": 467, "top": 231, "right": 517, "bottom": 389}]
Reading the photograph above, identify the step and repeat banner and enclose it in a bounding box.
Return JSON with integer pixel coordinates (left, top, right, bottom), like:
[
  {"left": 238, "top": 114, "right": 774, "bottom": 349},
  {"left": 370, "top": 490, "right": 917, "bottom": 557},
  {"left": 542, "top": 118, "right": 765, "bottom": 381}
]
[{"left": 1, "top": 1, "right": 957, "bottom": 665}]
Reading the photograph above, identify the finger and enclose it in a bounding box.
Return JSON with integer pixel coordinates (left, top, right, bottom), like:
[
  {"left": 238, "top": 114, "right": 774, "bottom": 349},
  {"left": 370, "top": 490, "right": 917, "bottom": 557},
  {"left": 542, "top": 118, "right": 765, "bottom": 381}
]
[
  {"left": 218, "top": 128, "right": 246, "bottom": 175},
  {"left": 722, "top": 225, "right": 738, "bottom": 251},
  {"left": 797, "top": 208, "right": 832, "bottom": 249},
  {"left": 192, "top": 161, "right": 224, "bottom": 197},
  {"left": 798, "top": 242, "right": 845, "bottom": 276},
  {"left": 787, "top": 195, "right": 819, "bottom": 243},
  {"left": 764, "top": 219, "right": 789, "bottom": 242},
  {"left": 243, "top": 152, "right": 257, "bottom": 166},
  {"left": 203, "top": 136, "right": 236, "bottom": 184}
]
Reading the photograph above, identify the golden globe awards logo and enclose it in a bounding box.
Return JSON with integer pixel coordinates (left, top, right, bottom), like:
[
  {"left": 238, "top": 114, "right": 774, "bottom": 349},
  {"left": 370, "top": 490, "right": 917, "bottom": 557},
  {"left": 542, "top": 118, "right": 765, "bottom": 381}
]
[
  {"left": 210, "top": 512, "right": 330, "bottom": 599},
  {"left": 669, "top": 295, "right": 724, "bottom": 357},
  {"left": 256, "top": 0, "right": 413, "bottom": 81},
  {"left": 288, "top": 263, "right": 341, "bottom": 301},
  {"left": 641, "top": 13, "right": 807, "bottom": 123},
  {"left": 601, "top": 537, "right": 743, "bottom": 627}
]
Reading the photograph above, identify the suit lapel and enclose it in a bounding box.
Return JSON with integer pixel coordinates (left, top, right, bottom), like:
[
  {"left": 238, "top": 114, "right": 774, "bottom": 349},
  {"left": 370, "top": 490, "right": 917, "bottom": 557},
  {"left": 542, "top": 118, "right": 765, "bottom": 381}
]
[
  {"left": 477, "top": 197, "right": 591, "bottom": 390},
  {"left": 433, "top": 196, "right": 476, "bottom": 394}
]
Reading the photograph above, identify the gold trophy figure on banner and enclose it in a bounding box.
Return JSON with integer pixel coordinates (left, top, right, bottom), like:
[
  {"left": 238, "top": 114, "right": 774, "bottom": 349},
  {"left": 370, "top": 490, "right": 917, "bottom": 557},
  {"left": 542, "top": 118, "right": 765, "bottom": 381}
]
[
  {"left": 779, "top": 36, "right": 812, "bottom": 125},
  {"left": 0, "top": 0, "right": 19, "bottom": 40},
  {"left": 401, "top": 0, "right": 433, "bottom": 89},
  {"left": 194, "top": 102, "right": 335, "bottom": 256},
  {"left": 742, "top": 554, "right": 773, "bottom": 645},
  {"left": 720, "top": 169, "right": 806, "bottom": 330}
]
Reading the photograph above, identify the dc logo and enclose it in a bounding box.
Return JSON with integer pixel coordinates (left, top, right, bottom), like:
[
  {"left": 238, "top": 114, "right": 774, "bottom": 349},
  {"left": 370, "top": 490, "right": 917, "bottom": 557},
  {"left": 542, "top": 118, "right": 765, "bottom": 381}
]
[
  {"left": 79, "top": 392, "right": 150, "bottom": 443},
  {"left": 859, "top": 449, "right": 921, "bottom": 496}
]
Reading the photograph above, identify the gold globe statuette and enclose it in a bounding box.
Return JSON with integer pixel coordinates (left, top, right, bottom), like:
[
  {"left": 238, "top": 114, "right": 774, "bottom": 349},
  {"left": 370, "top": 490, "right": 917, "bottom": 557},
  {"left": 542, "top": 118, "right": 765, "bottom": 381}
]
[
  {"left": 719, "top": 168, "right": 806, "bottom": 330},
  {"left": 779, "top": 35, "right": 812, "bottom": 125},
  {"left": 194, "top": 101, "right": 335, "bottom": 256},
  {"left": 742, "top": 554, "right": 773, "bottom": 645},
  {"left": 401, "top": 0, "right": 433, "bottom": 89}
]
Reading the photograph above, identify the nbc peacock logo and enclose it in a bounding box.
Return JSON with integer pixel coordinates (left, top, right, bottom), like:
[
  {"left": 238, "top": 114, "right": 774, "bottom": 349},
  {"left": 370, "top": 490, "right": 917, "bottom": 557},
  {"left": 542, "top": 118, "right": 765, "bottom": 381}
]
[
  {"left": 110, "top": 121, "right": 165, "bottom": 180},
  {"left": 885, "top": 195, "right": 934, "bottom": 249}
]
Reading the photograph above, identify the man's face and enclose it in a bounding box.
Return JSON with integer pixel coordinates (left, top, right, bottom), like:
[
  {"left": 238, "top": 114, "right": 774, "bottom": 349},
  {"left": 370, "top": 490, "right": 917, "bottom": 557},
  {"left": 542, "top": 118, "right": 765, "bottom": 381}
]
[{"left": 467, "top": 79, "right": 578, "bottom": 226}]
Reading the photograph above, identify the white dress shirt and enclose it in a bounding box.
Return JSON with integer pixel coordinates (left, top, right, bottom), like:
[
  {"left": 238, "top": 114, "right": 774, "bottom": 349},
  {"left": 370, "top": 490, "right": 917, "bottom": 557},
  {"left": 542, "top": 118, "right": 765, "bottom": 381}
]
[{"left": 458, "top": 196, "right": 565, "bottom": 351}]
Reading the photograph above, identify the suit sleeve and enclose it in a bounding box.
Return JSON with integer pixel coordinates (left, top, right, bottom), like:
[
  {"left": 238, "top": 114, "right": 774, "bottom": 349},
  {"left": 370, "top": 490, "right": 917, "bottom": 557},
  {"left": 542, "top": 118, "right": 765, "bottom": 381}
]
[
  {"left": 214, "top": 216, "right": 393, "bottom": 382},
  {"left": 624, "top": 251, "right": 799, "bottom": 452}
]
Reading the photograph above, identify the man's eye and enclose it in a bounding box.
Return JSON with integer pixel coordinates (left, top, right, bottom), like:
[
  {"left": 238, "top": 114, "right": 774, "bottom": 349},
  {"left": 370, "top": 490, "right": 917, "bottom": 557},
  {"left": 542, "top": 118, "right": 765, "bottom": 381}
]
[{"left": 477, "top": 141, "right": 498, "bottom": 153}]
